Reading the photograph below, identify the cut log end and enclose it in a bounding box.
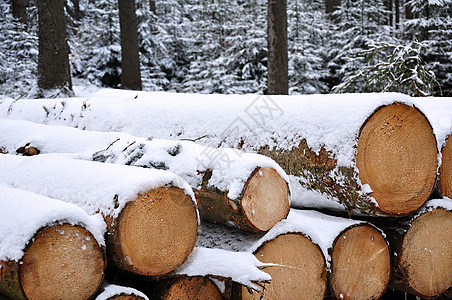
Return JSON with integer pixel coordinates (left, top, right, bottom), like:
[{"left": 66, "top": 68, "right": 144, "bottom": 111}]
[
  {"left": 356, "top": 103, "right": 437, "bottom": 215},
  {"left": 399, "top": 208, "right": 452, "bottom": 298},
  {"left": 20, "top": 223, "right": 105, "bottom": 300},
  {"left": 331, "top": 225, "right": 391, "bottom": 300},
  {"left": 440, "top": 136, "right": 452, "bottom": 198},
  {"left": 116, "top": 186, "right": 198, "bottom": 276},
  {"left": 161, "top": 277, "right": 223, "bottom": 300},
  {"left": 241, "top": 233, "right": 327, "bottom": 299},
  {"left": 241, "top": 167, "right": 290, "bottom": 231}
]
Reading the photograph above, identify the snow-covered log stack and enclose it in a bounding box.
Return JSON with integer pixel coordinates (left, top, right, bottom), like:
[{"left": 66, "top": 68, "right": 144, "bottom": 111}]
[
  {"left": 0, "top": 91, "right": 441, "bottom": 216},
  {"left": 199, "top": 209, "right": 391, "bottom": 300},
  {"left": 0, "top": 187, "right": 106, "bottom": 300},
  {"left": 0, "top": 154, "right": 199, "bottom": 277},
  {"left": 0, "top": 119, "right": 290, "bottom": 232},
  {"left": 378, "top": 199, "right": 452, "bottom": 299}
]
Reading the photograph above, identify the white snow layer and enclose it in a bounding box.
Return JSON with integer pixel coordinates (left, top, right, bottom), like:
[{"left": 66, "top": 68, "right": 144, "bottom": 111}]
[
  {"left": 0, "top": 186, "right": 106, "bottom": 261},
  {"left": 0, "top": 118, "right": 289, "bottom": 201},
  {"left": 0, "top": 154, "right": 196, "bottom": 218},
  {"left": 419, "top": 197, "right": 452, "bottom": 214},
  {"left": 0, "top": 90, "right": 430, "bottom": 168},
  {"left": 96, "top": 283, "right": 148, "bottom": 300},
  {"left": 198, "top": 209, "right": 363, "bottom": 268},
  {"left": 175, "top": 246, "right": 271, "bottom": 289}
]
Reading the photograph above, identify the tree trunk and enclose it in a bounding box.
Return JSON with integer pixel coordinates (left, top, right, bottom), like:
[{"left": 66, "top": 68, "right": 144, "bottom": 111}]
[
  {"left": 267, "top": 0, "right": 288, "bottom": 95},
  {"left": 149, "top": 0, "right": 156, "bottom": 13},
  {"left": 0, "top": 155, "right": 198, "bottom": 277},
  {"left": 0, "top": 118, "right": 290, "bottom": 232},
  {"left": 236, "top": 233, "right": 327, "bottom": 299},
  {"left": 11, "top": 0, "right": 27, "bottom": 24},
  {"left": 0, "top": 224, "right": 105, "bottom": 300},
  {"left": 395, "top": 0, "right": 400, "bottom": 29},
  {"left": 200, "top": 209, "right": 390, "bottom": 300},
  {"left": 195, "top": 167, "right": 289, "bottom": 231},
  {"left": 381, "top": 203, "right": 452, "bottom": 299},
  {"left": 37, "top": 0, "right": 73, "bottom": 94},
  {"left": 325, "top": 0, "right": 341, "bottom": 23},
  {"left": 261, "top": 102, "right": 437, "bottom": 216},
  {"left": 0, "top": 94, "right": 438, "bottom": 217},
  {"left": 118, "top": 0, "right": 142, "bottom": 90}
]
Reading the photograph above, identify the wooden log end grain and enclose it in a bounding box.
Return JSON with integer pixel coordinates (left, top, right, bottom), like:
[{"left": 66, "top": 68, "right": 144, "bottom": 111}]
[
  {"left": 356, "top": 103, "right": 437, "bottom": 215},
  {"left": 240, "top": 167, "right": 290, "bottom": 231},
  {"left": 158, "top": 277, "right": 223, "bottom": 300},
  {"left": 198, "top": 167, "right": 289, "bottom": 232},
  {"left": 239, "top": 233, "right": 327, "bottom": 299},
  {"left": 330, "top": 224, "right": 391, "bottom": 300},
  {"left": 440, "top": 136, "right": 452, "bottom": 198},
  {"left": 396, "top": 208, "right": 452, "bottom": 298},
  {"left": 108, "top": 186, "right": 198, "bottom": 276},
  {"left": 0, "top": 223, "right": 106, "bottom": 300}
]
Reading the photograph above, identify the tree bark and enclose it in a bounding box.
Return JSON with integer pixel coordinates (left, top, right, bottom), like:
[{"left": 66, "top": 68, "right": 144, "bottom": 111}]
[
  {"left": 0, "top": 224, "right": 105, "bottom": 300},
  {"left": 267, "top": 0, "right": 288, "bottom": 95},
  {"left": 381, "top": 205, "right": 452, "bottom": 299},
  {"left": 37, "top": 0, "right": 73, "bottom": 94},
  {"left": 118, "top": 0, "right": 142, "bottom": 90},
  {"left": 11, "top": 0, "right": 27, "bottom": 24}
]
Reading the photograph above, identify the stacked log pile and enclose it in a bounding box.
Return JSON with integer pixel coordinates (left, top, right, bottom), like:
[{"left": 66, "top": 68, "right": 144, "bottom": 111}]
[{"left": 0, "top": 92, "right": 451, "bottom": 299}]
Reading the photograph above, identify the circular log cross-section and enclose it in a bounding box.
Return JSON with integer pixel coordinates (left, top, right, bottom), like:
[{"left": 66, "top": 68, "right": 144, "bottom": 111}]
[
  {"left": 356, "top": 103, "right": 437, "bottom": 215},
  {"left": 21, "top": 223, "right": 105, "bottom": 300},
  {"left": 330, "top": 225, "right": 391, "bottom": 300},
  {"left": 113, "top": 186, "right": 198, "bottom": 276},
  {"left": 398, "top": 208, "right": 452, "bottom": 298},
  {"left": 241, "top": 167, "right": 290, "bottom": 231},
  {"left": 161, "top": 277, "right": 223, "bottom": 300},
  {"left": 241, "top": 233, "right": 327, "bottom": 299},
  {"left": 440, "top": 136, "right": 452, "bottom": 198}
]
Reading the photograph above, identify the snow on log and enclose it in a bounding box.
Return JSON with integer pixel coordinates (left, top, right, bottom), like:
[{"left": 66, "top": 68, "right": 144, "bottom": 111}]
[
  {"left": 0, "top": 154, "right": 199, "bottom": 277},
  {"left": 0, "top": 187, "right": 106, "bottom": 300},
  {"left": 95, "top": 283, "right": 149, "bottom": 300},
  {"left": 0, "top": 119, "right": 290, "bottom": 231},
  {"left": 198, "top": 209, "right": 390, "bottom": 300},
  {"left": 382, "top": 199, "right": 452, "bottom": 299},
  {"left": 0, "top": 91, "right": 441, "bottom": 216}
]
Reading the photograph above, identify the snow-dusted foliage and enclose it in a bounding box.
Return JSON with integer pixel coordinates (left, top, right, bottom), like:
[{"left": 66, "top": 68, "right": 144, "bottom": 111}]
[
  {"left": 0, "top": 0, "right": 451, "bottom": 96},
  {"left": 333, "top": 41, "right": 441, "bottom": 96},
  {"left": 0, "top": 1, "right": 38, "bottom": 100}
]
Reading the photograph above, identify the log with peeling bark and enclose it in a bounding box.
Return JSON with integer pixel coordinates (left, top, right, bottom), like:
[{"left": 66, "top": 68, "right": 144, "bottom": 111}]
[
  {"left": 0, "top": 119, "right": 290, "bottom": 231},
  {"left": 199, "top": 209, "right": 391, "bottom": 300},
  {"left": 0, "top": 92, "right": 440, "bottom": 216},
  {"left": 439, "top": 135, "right": 452, "bottom": 198},
  {"left": 0, "top": 154, "right": 198, "bottom": 277},
  {"left": 0, "top": 187, "right": 106, "bottom": 300},
  {"left": 380, "top": 199, "right": 452, "bottom": 299}
]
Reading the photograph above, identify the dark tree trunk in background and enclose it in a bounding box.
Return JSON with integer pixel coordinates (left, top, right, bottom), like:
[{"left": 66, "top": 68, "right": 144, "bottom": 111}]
[
  {"left": 37, "top": 0, "right": 73, "bottom": 94},
  {"left": 149, "top": 0, "right": 156, "bottom": 13},
  {"left": 118, "top": 0, "right": 142, "bottom": 90},
  {"left": 395, "top": 0, "right": 400, "bottom": 28},
  {"left": 325, "top": 0, "right": 341, "bottom": 23},
  {"left": 12, "top": 0, "right": 27, "bottom": 24},
  {"left": 385, "top": 0, "right": 393, "bottom": 27},
  {"left": 267, "top": 0, "right": 288, "bottom": 95}
]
